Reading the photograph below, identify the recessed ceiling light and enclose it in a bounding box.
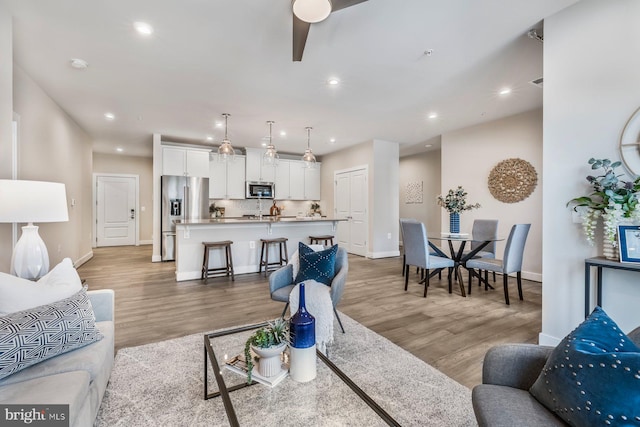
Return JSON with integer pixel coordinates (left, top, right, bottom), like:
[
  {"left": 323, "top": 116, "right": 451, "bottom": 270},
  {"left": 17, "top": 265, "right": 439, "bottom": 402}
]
[
  {"left": 206, "top": 136, "right": 213, "bottom": 141},
  {"left": 261, "top": 142, "right": 267, "bottom": 147},
  {"left": 329, "top": 138, "right": 336, "bottom": 143},
  {"left": 328, "top": 78, "right": 340, "bottom": 85},
  {"left": 69, "top": 58, "right": 88, "bottom": 69},
  {"left": 280, "top": 131, "right": 287, "bottom": 137},
  {"left": 425, "top": 144, "right": 433, "bottom": 148},
  {"left": 104, "top": 112, "right": 115, "bottom": 121},
  {"left": 215, "top": 122, "right": 223, "bottom": 128},
  {"left": 499, "top": 88, "right": 512, "bottom": 96},
  {"left": 116, "top": 147, "right": 124, "bottom": 152},
  {"left": 134, "top": 21, "right": 153, "bottom": 36},
  {"left": 428, "top": 113, "right": 438, "bottom": 119}
]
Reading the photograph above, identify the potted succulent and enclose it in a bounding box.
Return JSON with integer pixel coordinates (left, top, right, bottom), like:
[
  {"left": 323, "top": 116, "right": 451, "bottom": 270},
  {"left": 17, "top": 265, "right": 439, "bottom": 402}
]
[
  {"left": 567, "top": 158, "right": 640, "bottom": 257},
  {"left": 244, "top": 318, "right": 288, "bottom": 383},
  {"left": 437, "top": 186, "right": 481, "bottom": 233}
]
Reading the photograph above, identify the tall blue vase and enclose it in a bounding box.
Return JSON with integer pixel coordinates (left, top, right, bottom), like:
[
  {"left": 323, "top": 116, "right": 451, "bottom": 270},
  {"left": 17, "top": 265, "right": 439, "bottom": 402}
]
[
  {"left": 449, "top": 212, "right": 460, "bottom": 233},
  {"left": 289, "top": 283, "right": 316, "bottom": 382}
]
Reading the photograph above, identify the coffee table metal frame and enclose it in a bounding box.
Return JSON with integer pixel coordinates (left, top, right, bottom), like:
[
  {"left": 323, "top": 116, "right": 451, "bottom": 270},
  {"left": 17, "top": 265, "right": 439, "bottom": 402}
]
[{"left": 204, "top": 321, "right": 400, "bottom": 427}]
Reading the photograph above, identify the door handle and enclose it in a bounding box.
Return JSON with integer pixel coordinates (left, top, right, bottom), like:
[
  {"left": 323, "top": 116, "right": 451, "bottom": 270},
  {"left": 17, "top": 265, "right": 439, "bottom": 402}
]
[{"left": 130, "top": 209, "right": 135, "bottom": 219}]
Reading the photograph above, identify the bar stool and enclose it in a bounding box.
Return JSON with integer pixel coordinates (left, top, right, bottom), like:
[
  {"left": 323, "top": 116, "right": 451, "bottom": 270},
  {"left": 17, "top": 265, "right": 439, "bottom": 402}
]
[
  {"left": 201, "top": 241, "right": 234, "bottom": 282},
  {"left": 259, "top": 238, "right": 289, "bottom": 276},
  {"left": 309, "top": 235, "right": 334, "bottom": 246}
]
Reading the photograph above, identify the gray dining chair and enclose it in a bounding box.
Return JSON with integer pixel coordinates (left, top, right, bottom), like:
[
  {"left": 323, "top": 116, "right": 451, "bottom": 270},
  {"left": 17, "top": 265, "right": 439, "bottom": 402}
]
[
  {"left": 401, "top": 220, "right": 454, "bottom": 297},
  {"left": 464, "top": 219, "right": 499, "bottom": 284},
  {"left": 400, "top": 218, "right": 442, "bottom": 280},
  {"left": 465, "top": 223, "right": 531, "bottom": 305}
]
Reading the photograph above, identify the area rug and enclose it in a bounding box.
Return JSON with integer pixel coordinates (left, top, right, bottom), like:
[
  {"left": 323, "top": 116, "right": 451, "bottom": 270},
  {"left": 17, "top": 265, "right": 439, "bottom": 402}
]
[{"left": 95, "top": 313, "right": 476, "bottom": 426}]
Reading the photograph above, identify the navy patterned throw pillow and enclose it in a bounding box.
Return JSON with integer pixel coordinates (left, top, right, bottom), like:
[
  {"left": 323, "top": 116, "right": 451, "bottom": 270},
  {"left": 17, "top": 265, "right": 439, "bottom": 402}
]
[
  {"left": 529, "top": 307, "right": 640, "bottom": 426},
  {"left": 294, "top": 242, "right": 338, "bottom": 286},
  {"left": 0, "top": 286, "right": 104, "bottom": 380}
]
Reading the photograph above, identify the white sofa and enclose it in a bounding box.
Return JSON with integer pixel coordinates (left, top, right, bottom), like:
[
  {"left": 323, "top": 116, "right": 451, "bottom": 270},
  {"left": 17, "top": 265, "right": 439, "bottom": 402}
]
[{"left": 0, "top": 290, "right": 115, "bottom": 427}]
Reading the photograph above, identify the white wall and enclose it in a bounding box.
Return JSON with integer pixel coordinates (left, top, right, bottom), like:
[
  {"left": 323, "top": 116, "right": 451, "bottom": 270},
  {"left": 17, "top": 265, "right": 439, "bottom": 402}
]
[
  {"left": 0, "top": 7, "right": 13, "bottom": 271},
  {"left": 441, "top": 109, "right": 543, "bottom": 280},
  {"left": 399, "top": 148, "right": 442, "bottom": 238},
  {"left": 10, "top": 66, "right": 94, "bottom": 268},
  {"left": 542, "top": 0, "right": 640, "bottom": 343}
]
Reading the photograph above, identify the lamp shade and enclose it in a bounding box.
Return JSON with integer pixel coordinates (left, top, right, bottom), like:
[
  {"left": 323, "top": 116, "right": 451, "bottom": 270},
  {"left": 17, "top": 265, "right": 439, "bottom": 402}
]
[
  {"left": 293, "top": 0, "right": 332, "bottom": 23},
  {"left": 0, "top": 180, "right": 69, "bottom": 223}
]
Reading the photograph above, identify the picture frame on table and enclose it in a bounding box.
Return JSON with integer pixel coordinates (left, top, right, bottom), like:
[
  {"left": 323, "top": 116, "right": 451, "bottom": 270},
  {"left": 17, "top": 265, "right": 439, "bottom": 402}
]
[{"left": 618, "top": 225, "right": 640, "bottom": 263}]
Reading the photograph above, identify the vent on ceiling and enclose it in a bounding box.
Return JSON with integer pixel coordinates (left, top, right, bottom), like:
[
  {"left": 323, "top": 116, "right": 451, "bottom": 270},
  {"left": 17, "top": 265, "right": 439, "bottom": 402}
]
[{"left": 529, "top": 77, "right": 543, "bottom": 88}]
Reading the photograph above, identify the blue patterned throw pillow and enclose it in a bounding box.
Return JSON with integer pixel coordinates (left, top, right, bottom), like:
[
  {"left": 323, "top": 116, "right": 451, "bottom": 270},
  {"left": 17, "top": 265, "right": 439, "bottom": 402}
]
[
  {"left": 529, "top": 307, "right": 640, "bottom": 426},
  {"left": 294, "top": 242, "right": 338, "bottom": 286},
  {"left": 0, "top": 286, "right": 104, "bottom": 380}
]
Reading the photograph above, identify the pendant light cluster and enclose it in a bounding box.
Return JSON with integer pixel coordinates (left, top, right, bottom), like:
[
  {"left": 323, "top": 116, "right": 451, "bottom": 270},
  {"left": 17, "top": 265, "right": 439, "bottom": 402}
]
[
  {"left": 217, "top": 113, "right": 235, "bottom": 161},
  {"left": 214, "top": 113, "right": 317, "bottom": 168},
  {"left": 262, "top": 121, "right": 279, "bottom": 166}
]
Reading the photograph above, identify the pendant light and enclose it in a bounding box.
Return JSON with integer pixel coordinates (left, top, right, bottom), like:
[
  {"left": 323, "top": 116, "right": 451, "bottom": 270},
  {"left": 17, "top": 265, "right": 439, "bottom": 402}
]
[
  {"left": 217, "top": 113, "right": 235, "bottom": 161},
  {"left": 301, "top": 127, "right": 317, "bottom": 169},
  {"left": 263, "top": 121, "right": 279, "bottom": 166}
]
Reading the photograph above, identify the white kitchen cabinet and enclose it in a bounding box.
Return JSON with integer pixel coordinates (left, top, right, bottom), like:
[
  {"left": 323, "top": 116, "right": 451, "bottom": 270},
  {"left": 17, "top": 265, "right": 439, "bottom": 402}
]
[
  {"left": 245, "top": 148, "right": 276, "bottom": 182},
  {"left": 274, "top": 160, "right": 290, "bottom": 200},
  {"left": 289, "top": 161, "right": 305, "bottom": 200},
  {"left": 162, "top": 146, "right": 210, "bottom": 177},
  {"left": 209, "top": 154, "right": 246, "bottom": 199},
  {"left": 304, "top": 163, "right": 321, "bottom": 200}
]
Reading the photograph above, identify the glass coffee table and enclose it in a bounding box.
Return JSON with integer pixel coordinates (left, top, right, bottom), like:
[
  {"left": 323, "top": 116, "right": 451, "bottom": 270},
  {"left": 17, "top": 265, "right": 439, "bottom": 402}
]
[{"left": 204, "top": 321, "right": 400, "bottom": 426}]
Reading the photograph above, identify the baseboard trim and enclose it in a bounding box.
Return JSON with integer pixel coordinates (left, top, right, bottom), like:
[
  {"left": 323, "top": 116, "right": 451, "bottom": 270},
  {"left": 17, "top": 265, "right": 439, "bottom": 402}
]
[
  {"left": 538, "top": 332, "right": 560, "bottom": 347},
  {"left": 152, "top": 255, "right": 163, "bottom": 262},
  {"left": 367, "top": 250, "right": 401, "bottom": 259},
  {"left": 74, "top": 251, "right": 94, "bottom": 268},
  {"left": 521, "top": 271, "right": 541, "bottom": 282},
  {"left": 139, "top": 240, "right": 152, "bottom": 245}
]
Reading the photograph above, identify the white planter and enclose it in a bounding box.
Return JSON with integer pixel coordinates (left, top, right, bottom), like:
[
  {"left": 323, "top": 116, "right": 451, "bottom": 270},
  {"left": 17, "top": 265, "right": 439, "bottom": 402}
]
[{"left": 252, "top": 342, "right": 286, "bottom": 377}]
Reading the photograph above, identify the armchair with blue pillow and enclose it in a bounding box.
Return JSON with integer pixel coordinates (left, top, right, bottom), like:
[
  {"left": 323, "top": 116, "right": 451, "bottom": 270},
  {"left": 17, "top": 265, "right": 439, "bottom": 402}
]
[
  {"left": 473, "top": 307, "right": 640, "bottom": 427},
  {"left": 269, "top": 242, "right": 348, "bottom": 333}
]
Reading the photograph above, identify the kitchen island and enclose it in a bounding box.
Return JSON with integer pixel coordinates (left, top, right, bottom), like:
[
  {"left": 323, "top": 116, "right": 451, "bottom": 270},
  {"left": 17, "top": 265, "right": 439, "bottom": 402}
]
[{"left": 174, "top": 216, "right": 346, "bottom": 281}]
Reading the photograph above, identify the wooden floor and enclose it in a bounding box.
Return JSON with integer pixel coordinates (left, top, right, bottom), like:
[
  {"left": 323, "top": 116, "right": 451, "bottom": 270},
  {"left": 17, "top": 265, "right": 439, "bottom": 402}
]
[{"left": 77, "top": 245, "right": 541, "bottom": 389}]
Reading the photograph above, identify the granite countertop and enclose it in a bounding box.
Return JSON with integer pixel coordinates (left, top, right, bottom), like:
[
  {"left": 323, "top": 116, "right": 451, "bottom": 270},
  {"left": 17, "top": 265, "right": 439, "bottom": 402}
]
[{"left": 175, "top": 216, "right": 346, "bottom": 225}]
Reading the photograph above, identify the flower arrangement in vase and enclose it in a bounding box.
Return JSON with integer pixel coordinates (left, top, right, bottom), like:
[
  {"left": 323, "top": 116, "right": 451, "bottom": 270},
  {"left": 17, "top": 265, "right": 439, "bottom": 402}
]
[
  {"left": 567, "top": 158, "right": 640, "bottom": 254},
  {"left": 244, "top": 318, "right": 288, "bottom": 383},
  {"left": 437, "top": 186, "right": 481, "bottom": 233}
]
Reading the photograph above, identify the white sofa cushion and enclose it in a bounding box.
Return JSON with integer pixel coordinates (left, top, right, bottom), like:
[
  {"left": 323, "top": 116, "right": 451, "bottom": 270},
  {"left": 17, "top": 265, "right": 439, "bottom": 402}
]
[{"left": 0, "top": 258, "right": 82, "bottom": 315}]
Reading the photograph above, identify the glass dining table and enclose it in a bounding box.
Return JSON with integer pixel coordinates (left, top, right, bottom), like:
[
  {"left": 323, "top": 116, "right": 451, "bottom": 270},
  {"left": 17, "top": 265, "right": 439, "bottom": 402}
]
[{"left": 427, "top": 232, "right": 504, "bottom": 297}]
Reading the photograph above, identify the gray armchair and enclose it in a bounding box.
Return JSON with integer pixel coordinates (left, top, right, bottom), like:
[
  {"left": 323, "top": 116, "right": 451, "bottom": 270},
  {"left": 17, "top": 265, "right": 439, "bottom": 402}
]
[
  {"left": 472, "top": 327, "right": 640, "bottom": 426},
  {"left": 269, "top": 247, "right": 348, "bottom": 333}
]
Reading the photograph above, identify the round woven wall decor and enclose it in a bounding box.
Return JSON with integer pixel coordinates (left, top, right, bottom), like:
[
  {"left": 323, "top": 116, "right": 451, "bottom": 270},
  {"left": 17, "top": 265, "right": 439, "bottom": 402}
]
[{"left": 487, "top": 158, "right": 538, "bottom": 203}]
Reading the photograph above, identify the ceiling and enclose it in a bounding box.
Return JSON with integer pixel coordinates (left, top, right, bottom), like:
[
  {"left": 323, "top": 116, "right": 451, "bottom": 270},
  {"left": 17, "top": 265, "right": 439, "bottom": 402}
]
[{"left": 2, "top": 0, "right": 578, "bottom": 158}]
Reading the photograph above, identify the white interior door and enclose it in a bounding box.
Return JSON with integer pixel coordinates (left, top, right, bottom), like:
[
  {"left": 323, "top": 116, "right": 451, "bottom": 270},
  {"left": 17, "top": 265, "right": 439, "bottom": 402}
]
[
  {"left": 96, "top": 176, "right": 136, "bottom": 247},
  {"left": 335, "top": 168, "right": 368, "bottom": 256}
]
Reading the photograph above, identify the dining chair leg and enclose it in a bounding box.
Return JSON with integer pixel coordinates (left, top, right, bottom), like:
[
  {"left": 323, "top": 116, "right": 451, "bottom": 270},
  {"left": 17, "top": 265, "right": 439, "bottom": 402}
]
[
  {"left": 281, "top": 302, "right": 290, "bottom": 318},
  {"left": 503, "top": 273, "right": 510, "bottom": 305},
  {"left": 402, "top": 254, "right": 406, "bottom": 276},
  {"left": 493, "top": 271, "right": 497, "bottom": 282},
  {"left": 484, "top": 270, "right": 489, "bottom": 290},
  {"left": 423, "top": 269, "right": 429, "bottom": 298},
  {"left": 468, "top": 269, "right": 473, "bottom": 295},
  {"left": 478, "top": 269, "right": 482, "bottom": 287},
  {"left": 517, "top": 271, "right": 523, "bottom": 300},
  {"left": 448, "top": 267, "right": 453, "bottom": 294},
  {"left": 334, "top": 307, "right": 346, "bottom": 333},
  {"left": 404, "top": 266, "right": 410, "bottom": 291}
]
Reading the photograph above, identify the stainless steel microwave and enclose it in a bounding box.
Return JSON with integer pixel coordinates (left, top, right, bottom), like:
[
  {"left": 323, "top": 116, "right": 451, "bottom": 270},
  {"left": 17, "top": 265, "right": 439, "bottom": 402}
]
[{"left": 246, "top": 181, "right": 275, "bottom": 199}]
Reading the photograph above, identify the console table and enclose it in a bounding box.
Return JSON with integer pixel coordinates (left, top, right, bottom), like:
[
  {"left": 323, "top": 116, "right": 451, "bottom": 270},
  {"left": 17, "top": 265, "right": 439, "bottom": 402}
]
[{"left": 584, "top": 256, "right": 640, "bottom": 317}]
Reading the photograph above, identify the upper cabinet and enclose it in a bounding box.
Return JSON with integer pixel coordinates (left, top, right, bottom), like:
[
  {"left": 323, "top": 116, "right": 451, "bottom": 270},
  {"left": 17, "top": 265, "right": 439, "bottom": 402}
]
[
  {"left": 245, "top": 148, "right": 276, "bottom": 182},
  {"left": 304, "top": 165, "right": 321, "bottom": 201},
  {"left": 162, "top": 147, "right": 210, "bottom": 177},
  {"left": 209, "top": 154, "right": 246, "bottom": 199}
]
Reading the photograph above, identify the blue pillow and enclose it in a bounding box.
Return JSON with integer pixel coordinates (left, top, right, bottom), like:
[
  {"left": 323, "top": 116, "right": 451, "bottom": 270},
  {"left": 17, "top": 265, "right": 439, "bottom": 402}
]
[
  {"left": 529, "top": 307, "right": 640, "bottom": 426},
  {"left": 294, "top": 242, "right": 338, "bottom": 286}
]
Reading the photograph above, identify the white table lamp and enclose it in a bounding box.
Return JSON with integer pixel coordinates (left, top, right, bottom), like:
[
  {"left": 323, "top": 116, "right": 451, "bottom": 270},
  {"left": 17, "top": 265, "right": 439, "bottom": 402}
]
[{"left": 0, "top": 180, "right": 69, "bottom": 280}]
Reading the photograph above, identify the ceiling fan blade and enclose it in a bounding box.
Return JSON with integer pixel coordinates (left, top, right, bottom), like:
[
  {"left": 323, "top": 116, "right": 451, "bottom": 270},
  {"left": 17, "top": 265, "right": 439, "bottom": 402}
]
[
  {"left": 292, "top": 14, "right": 311, "bottom": 62},
  {"left": 331, "top": 0, "right": 368, "bottom": 12}
]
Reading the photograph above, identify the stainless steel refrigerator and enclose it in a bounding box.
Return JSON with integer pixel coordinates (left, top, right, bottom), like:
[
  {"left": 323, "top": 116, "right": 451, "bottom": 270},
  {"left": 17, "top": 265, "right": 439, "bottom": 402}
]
[{"left": 161, "top": 175, "right": 209, "bottom": 261}]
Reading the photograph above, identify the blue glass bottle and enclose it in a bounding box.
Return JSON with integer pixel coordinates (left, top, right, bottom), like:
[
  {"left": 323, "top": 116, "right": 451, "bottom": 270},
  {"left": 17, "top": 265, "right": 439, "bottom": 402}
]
[{"left": 289, "top": 283, "right": 316, "bottom": 382}]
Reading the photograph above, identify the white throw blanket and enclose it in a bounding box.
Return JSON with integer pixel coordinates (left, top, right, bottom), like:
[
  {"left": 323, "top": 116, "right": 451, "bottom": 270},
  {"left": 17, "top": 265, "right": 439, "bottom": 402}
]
[{"left": 289, "top": 280, "right": 334, "bottom": 353}]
